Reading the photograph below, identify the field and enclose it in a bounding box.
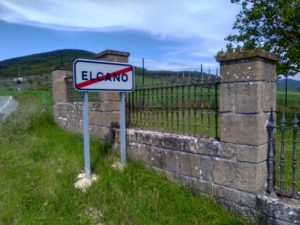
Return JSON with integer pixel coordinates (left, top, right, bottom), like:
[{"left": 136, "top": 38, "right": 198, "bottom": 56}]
[{"left": 0, "top": 89, "right": 245, "bottom": 225}]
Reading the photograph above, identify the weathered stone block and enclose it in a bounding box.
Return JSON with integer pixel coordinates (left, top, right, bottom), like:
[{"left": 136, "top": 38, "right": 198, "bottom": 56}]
[
  {"left": 217, "top": 49, "right": 278, "bottom": 83},
  {"left": 221, "top": 113, "right": 269, "bottom": 145},
  {"left": 221, "top": 81, "right": 276, "bottom": 114},
  {"left": 89, "top": 102, "right": 102, "bottom": 111},
  {"left": 53, "top": 91, "right": 67, "bottom": 103},
  {"left": 137, "top": 143, "right": 153, "bottom": 166},
  {"left": 178, "top": 153, "right": 212, "bottom": 181},
  {"left": 262, "top": 81, "right": 276, "bottom": 112},
  {"left": 52, "top": 79, "right": 66, "bottom": 93},
  {"left": 212, "top": 159, "right": 267, "bottom": 192},
  {"left": 188, "top": 177, "right": 213, "bottom": 195},
  {"left": 111, "top": 112, "right": 120, "bottom": 126},
  {"left": 89, "top": 111, "right": 100, "bottom": 125},
  {"left": 220, "top": 83, "right": 234, "bottom": 112},
  {"left": 127, "top": 145, "right": 138, "bottom": 161},
  {"left": 220, "top": 142, "right": 268, "bottom": 163},
  {"left": 90, "top": 126, "right": 111, "bottom": 141},
  {"left": 52, "top": 69, "right": 72, "bottom": 81},
  {"left": 100, "top": 101, "right": 120, "bottom": 112},
  {"left": 96, "top": 50, "right": 129, "bottom": 63},
  {"left": 106, "top": 93, "right": 120, "bottom": 102},
  {"left": 235, "top": 82, "right": 263, "bottom": 113},
  {"left": 135, "top": 143, "right": 177, "bottom": 172},
  {"left": 215, "top": 198, "right": 259, "bottom": 222},
  {"left": 257, "top": 194, "right": 300, "bottom": 225},
  {"left": 150, "top": 148, "right": 177, "bottom": 172},
  {"left": 213, "top": 184, "right": 257, "bottom": 209}
]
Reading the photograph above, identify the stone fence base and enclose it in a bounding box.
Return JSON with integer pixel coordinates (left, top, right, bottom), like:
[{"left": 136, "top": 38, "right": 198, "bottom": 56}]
[{"left": 112, "top": 128, "right": 300, "bottom": 224}]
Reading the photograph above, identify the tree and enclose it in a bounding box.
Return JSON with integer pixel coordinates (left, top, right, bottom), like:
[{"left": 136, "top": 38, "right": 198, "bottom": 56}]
[{"left": 225, "top": 0, "right": 300, "bottom": 76}]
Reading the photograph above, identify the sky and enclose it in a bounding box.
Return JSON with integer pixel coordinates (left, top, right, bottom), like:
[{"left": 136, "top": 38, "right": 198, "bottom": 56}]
[{"left": 0, "top": 0, "right": 300, "bottom": 80}]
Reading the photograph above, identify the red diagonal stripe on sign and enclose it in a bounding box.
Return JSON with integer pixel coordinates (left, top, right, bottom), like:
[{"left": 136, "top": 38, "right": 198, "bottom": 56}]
[{"left": 76, "top": 66, "right": 133, "bottom": 89}]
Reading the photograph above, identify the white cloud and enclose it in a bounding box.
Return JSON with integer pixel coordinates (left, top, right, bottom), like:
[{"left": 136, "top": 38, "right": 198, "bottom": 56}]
[{"left": 0, "top": 0, "right": 239, "bottom": 40}]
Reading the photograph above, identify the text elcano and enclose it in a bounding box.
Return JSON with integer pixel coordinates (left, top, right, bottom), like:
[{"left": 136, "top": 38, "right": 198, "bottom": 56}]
[{"left": 76, "top": 66, "right": 132, "bottom": 89}]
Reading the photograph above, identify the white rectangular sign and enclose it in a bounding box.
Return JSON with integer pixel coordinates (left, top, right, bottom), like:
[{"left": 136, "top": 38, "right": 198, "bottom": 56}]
[{"left": 73, "top": 59, "right": 135, "bottom": 92}]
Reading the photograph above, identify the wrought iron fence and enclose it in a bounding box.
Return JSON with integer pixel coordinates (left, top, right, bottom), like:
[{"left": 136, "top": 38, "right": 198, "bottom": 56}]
[
  {"left": 127, "top": 68, "right": 220, "bottom": 139},
  {"left": 267, "top": 109, "right": 299, "bottom": 199},
  {"left": 65, "top": 76, "right": 100, "bottom": 102}
]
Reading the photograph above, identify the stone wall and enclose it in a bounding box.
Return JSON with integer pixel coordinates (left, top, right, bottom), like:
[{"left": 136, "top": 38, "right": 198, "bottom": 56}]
[{"left": 52, "top": 49, "right": 300, "bottom": 224}]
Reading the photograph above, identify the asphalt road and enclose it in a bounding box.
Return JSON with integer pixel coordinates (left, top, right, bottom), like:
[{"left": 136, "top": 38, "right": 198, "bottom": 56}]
[{"left": 0, "top": 96, "right": 18, "bottom": 121}]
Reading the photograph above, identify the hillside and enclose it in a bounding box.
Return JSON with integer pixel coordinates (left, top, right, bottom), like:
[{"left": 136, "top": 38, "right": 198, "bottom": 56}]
[
  {"left": 277, "top": 78, "right": 300, "bottom": 91},
  {"left": 0, "top": 49, "right": 97, "bottom": 77}
]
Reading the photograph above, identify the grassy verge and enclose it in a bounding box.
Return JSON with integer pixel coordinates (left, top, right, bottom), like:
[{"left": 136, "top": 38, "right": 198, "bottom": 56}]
[{"left": 0, "top": 90, "right": 246, "bottom": 225}]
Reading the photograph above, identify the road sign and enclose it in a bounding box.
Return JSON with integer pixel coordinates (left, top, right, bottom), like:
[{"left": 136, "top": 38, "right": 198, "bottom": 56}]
[
  {"left": 73, "top": 59, "right": 135, "bottom": 92},
  {"left": 73, "top": 58, "right": 134, "bottom": 180}
]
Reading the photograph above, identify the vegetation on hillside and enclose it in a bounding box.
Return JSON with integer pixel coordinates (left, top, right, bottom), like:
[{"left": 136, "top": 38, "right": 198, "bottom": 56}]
[
  {"left": 277, "top": 78, "right": 300, "bottom": 91},
  {"left": 0, "top": 49, "right": 96, "bottom": 77}
]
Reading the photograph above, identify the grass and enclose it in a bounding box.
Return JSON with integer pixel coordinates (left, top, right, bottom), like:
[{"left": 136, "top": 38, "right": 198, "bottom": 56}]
[
  {"left": 277, "top": 90, "right": 300, "bottom": 111},
  {"left": 0, "top": 89, "right": 245, "bottom": 225}
]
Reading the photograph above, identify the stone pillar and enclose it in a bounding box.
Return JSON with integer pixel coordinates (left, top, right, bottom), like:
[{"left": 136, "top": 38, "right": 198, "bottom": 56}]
[
  {"left": 52, "top": 69, "right": 72, "bottom": 103},
  {"left": 95, "top": 50, "right": 130, "bottom": 140},
  {"left": 96, "top": 50, "right": 130, "bottom": 63},
  {"left": 52, "top": 69, "right": 72, "bottom": 127},
  {"left": 215, "top": 49, "right": 278, "bottom": 193}
]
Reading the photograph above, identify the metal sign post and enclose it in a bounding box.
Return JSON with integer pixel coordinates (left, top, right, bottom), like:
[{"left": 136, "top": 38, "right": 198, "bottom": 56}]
[
  {"left": 119, "top": 92, "right": 126, "bottom": 164},
  {"left": 73, "top": 59, "right": 135, "bottom": 175},
  {"left": 82, "top": 92, "right": 91, "bottom": 179}
]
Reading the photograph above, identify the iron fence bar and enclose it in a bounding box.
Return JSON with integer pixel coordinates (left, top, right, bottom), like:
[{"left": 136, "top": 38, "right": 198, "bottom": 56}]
[
  {"left": 176, "top": 77, "right": 179, "bottom": 131},
  {"left": 166, "top": 84, "right": 169, "bottom": 130},
  {"left": 157, "top": 78, "right": 160, "bottom": 130},
  {"left": 171, "top": 84, "right": 174, "bottom": 132},
  {"left": 161, "top": 83, "right": 164, "bottom": 131},
  {"left": 292, "top": 113, "right": 298, "bottom": 197},
  {"left": 147, "top": 85, "right": 150, "bottom": 128},
  {"left": 279, "top": 111, "right": 286, "bottom": 194},
  {"left": 141, "top": 88, "right": 144, "bottom": 128},
  {"left": 136, "top": 88, "right": 139, "bottom": 127},
  {"left": 214, "top": 78, "right": 219, "bottom": 140},
  {"left": 200, "top": 65, "right": 204, "bottom": 135},
  {"left": 267, "top": 109, "right": 275, "bottom": 193},
  {"left": 152, "top": 82, "right": 155, "bottom": 129},
  {"left": 193, "top": 81, "right": 197, "bottom": 135},
  {"left": 207, "top": 70, "right": 211, "bottom": 137},
  {"left": 187, "top": 74, "right": 191, "bottom": 135},
  {"left": 125, "top": 93, "right": 131, "bottom": 127},
  {"left": 182, "top": 75, "right": 185, "bottom": 133}
]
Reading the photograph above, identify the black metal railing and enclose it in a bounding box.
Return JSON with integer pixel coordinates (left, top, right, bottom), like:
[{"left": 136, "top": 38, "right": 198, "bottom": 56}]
[
  {"left": 65, "top": 76, "right": 100, "bottom": 102},
  {"left": 127, "top": 69, "right": 220, "bottom": 139},
  {"left": 267, "top": 109, "right": 299, "bottom": 199}
]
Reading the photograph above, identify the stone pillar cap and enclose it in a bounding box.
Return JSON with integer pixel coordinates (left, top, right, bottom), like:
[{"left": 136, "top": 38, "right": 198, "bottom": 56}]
[
  {"left": 216, "top": 48, "right": 279, "bottom": 62},
  {"left": 96, "top": 50, "right": 130, "bottom": 59}
]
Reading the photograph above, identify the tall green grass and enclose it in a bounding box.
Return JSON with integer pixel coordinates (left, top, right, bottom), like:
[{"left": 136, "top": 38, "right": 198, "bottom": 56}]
[{"left": 0, "top": 90, "right": 246, "bottom": 225}]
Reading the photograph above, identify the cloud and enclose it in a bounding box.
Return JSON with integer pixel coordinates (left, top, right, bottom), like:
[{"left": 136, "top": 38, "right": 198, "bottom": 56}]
[{"left": 0, "top": 0, "right": 239, "bottom": 40}]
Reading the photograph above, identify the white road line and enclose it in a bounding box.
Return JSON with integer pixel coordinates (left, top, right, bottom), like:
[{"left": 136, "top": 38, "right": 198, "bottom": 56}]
[{"left": 0, "top": 96, "right": 12, "bottom": 113}]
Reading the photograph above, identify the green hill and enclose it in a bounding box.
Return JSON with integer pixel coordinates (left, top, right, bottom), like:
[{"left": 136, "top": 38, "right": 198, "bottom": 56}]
[{"left": 0, "top": 49, "right": 97, "bottom": 77}]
